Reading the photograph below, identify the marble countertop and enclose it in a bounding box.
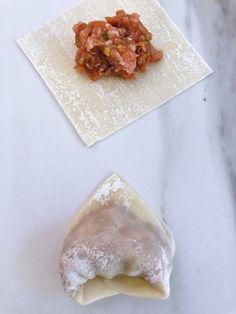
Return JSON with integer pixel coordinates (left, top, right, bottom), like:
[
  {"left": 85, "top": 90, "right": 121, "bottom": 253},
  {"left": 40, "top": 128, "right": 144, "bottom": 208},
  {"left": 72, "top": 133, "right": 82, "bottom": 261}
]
[{"left": 0, "top": 0, "right": 236, "bottom": 313}]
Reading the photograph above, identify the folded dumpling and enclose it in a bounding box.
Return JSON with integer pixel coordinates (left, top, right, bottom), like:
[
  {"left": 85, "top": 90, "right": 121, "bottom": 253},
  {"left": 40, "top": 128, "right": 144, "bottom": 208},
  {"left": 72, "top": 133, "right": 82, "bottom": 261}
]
[{"left": 59, "top": 174, "right": 175, "bottom": 304}]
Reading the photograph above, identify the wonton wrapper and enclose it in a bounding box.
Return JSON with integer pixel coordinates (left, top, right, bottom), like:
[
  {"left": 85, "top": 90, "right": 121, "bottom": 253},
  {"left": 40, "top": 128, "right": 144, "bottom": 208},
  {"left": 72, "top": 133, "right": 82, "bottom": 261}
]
[
  {"left": 60, "top": 174, "right": 175, "bottom": 304},
  {"left": 17, "top": 0, "right": 212, "bottom": 146}
]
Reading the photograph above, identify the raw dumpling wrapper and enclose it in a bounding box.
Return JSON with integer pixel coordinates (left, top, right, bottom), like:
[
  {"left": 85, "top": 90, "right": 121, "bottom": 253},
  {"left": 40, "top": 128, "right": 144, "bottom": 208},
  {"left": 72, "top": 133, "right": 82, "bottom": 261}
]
[
  {"left": 59, "top": 174, "right": 175, "bottom": 304},
  {"left": 17, "top": 0, "right": 212, "bottom": 146}
]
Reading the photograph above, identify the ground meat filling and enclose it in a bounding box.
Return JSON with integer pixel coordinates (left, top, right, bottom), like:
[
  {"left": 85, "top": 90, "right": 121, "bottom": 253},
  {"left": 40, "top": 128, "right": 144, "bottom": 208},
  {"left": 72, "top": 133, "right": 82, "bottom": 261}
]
[{"left": 73, "top": 10, "right": 163, "bottom": 80}]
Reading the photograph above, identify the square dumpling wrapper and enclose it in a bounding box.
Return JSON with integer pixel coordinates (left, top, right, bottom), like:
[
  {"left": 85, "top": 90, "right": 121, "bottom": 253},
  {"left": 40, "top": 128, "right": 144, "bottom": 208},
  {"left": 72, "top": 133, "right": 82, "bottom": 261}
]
[{"left": 17, "top": 0, "right": 212, "bottom": 146}]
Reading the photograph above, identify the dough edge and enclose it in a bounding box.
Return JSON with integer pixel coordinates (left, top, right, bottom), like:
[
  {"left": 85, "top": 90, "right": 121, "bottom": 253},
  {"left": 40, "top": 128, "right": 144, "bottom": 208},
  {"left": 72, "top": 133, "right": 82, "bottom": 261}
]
[{"left": 64, "top": 173, "right": 175, "bottom": 305}]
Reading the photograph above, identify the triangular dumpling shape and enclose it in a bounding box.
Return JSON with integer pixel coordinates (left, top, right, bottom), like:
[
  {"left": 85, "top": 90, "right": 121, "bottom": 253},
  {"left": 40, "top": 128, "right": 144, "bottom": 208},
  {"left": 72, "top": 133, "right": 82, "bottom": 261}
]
[{"left": 60, "top": 174, "right": 175, "bottom": 305}]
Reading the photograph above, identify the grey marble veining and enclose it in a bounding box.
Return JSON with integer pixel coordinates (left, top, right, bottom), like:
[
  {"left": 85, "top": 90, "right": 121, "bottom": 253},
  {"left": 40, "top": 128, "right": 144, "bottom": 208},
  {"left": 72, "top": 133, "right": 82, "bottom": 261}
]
[
  {"left": 159, "top": 1, "right": 236, "bottom": 313},
  {"left": 194, "top": 0, "right": 236, "bottom": 185}
]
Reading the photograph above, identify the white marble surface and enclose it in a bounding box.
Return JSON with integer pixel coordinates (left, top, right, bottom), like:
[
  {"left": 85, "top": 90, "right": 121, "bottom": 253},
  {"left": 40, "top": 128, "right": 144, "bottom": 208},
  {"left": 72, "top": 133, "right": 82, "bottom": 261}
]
[{"left": 0, "top": 0, "right": 236, "bottom": 313}]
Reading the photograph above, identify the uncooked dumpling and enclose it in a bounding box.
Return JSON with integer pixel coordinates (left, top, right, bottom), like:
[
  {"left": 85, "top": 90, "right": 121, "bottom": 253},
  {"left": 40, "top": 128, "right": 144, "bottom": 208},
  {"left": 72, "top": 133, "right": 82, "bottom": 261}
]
[{"left": 59, "top": 174, "right": 175, "bottom": 304}]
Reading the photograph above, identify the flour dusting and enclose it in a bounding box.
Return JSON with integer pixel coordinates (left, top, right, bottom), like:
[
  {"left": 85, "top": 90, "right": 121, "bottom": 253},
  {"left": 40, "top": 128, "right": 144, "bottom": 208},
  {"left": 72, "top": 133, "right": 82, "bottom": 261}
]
[
  {"left": 17, "top": 0, "right": 212, "bottom": 146},
  {"left": 60, "top": 200, "right": 174, "bottom": 301},
  {"left": 93, "top": 174, "right": 125, "bottom": 205}
]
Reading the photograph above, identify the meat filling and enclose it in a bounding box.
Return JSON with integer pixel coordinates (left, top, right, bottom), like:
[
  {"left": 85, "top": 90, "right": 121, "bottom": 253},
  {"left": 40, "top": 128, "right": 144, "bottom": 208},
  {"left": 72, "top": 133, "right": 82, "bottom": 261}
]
[{"left": 73, "top": 10, "right": 163, "bottom": 80}]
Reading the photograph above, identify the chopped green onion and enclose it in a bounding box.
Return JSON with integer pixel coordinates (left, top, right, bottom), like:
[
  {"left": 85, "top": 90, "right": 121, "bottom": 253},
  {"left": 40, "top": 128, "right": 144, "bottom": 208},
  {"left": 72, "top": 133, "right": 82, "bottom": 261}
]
[
  {"left": 104, "top": 47, "right": 111, "bottom": 56},
  {"left": 102, "top": 32, "right": 109, "bottom": 41}
]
